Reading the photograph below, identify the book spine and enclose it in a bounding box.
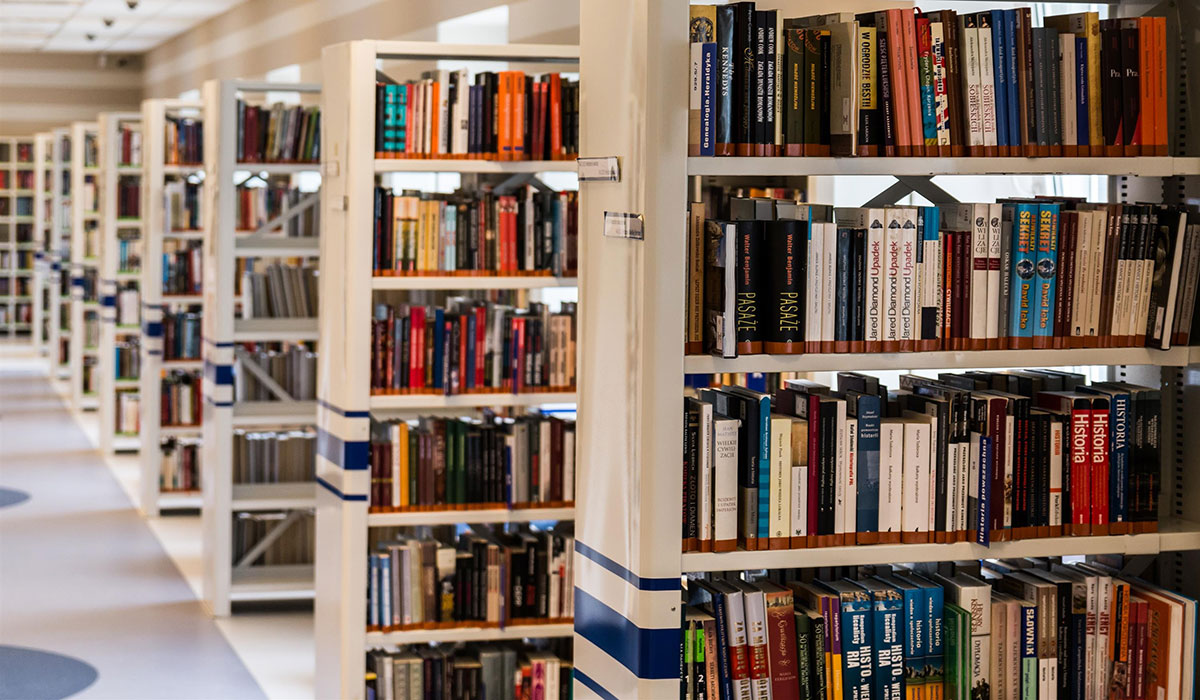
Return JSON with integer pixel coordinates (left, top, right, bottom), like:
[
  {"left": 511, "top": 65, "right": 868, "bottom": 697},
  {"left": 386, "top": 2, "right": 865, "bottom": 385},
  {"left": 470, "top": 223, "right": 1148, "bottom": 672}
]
[
  {"left": 841, "top": 597, "right": 875, "bottom": 700},
  {"left": 735, "top": 222, "right": 763, "bottom": 355},
  {"left": 899, "top": 211, "right": 918, "bottom": 352},
  {"left": 765, "top": 591, "right": 801, "bottom": 700},
  {"left": 701, "top": 43, "right": 717, "bottom": 156},
  {"left": 931, "top": 21, "right": 951, "bottom": 151},
  {"left": 1033, "top": 205, "right": 1059, "bottom": 349},
  {"left": 918, "top": 17, "right": 938, "bottom": 149},
  {"left": 1021, "top": 604, "right": 1038, "bottom": 700},
  {"left": 1090, "top": 404, "right": 1110, "bottom": 534},
  {"left": 715, "top": 7, "right": 736, "bottom": 155},
  {"left": 1010, "top": 205, "right": 1036, "bottom": 348},
  {"left": 857, "top": 26, "right": 879, "bottom": 156}
]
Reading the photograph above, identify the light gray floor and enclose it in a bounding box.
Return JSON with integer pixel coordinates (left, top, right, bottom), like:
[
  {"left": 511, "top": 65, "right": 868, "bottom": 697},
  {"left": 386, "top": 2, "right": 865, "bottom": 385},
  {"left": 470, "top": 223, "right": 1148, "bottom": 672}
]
[{"left": 0, "top": 361, "right": 267, "bottom": 700}]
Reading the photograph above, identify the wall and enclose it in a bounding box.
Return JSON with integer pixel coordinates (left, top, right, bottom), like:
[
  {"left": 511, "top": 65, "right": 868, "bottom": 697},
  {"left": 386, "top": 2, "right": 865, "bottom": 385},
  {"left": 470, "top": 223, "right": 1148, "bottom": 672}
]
[
  {"left": 0, "top": 53, "right": 143, "bottom": 136},
  {"left": 142, "top": 0, "right": 580, "bottom": 98}
]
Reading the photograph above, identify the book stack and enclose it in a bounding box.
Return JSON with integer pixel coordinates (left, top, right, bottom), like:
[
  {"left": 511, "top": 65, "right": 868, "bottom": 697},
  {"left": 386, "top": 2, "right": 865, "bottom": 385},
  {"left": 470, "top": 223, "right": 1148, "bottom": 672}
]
[
  {"left": 82, "top": 356, "right": 98, "bottom": 394},
  {"left": 239, "top": 263, "right": 319, "bottom": 319},
  {"left": 368, "top": 413, "right": 575, "bottom": 513},
  {"left": 117, "top": 123, "right": 142, "bottom": 166},
  {"left": 367, "top": 642, "right": 573, "bottom": 700},
  {"left": 372, "top": 186, "right": 578, "bottom": 277},
  {"left": 114, "top": 337, "right": 140, "bottom": 380},
  {"left": 117, "top": 176, "right": 140, "bottom": 218},
  {"left": 160, "top": 437, "right": 199, "bottom": 492},
  {"left": 161, "top": 371, "right": 201, "bottom": 427},
  {"left": 162, "top": 310, "right": 200, "bottom": 360},
  {"left": 683, "top": 371, "right": 1161, "bottom": 553},
  {"left": 688, "top": 197, "right": 1200, "bottom": 357},
  {"left": 235, "top": 100, "right": 320, "bottom": 163},
  {"left": 682, "top": 561, "right": 1197, "bottom": 700},
  {"left": 366, "top": 526, "right": 574, "bottom": 632},
  {"left": 115, "top": 391, "right": 140, "bottom": 435},
  {"left": 162, "top": 239, "right": 201, "bottom": 296},
  {"left": 234, "top": 345, "right": 317, "bottom": 401},
  {"left": 164, "top": 116, "right": 202, "bottom": 165},
  {"left": 232, "top": 428, "right": 316, "bottom": 484},
  {"left": 117, "top": 231, "right": 141, "bottom": 273},
  {"left": 374, "top": 71, "right": 579, "bottom": 161},
  {"left": 370, "top": 299, "right": 576, "bottom": 396},
  {"left": 233, "top": 510, "right": 313, "bottom": 567},
  {"left": 164, "top": 180, "right": 201, "bottom": 231},
  {"left": 235, "top": 183, "right": 317, "bottom": 235},
  {"left": 116, "top": 282, "right": 139, "bottom": 326},
  {"left": 687, "top": 5, "right": 1170, "bottom": 157}
]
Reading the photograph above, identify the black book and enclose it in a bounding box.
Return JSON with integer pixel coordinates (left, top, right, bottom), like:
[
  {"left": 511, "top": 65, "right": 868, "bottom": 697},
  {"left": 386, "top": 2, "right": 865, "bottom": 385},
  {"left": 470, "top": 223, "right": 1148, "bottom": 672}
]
[
  {"left": 1100, "top": 20, "right": 1124, "bottom": 152},
  {"left": 874, "top": 12, "right": 896, "bottom": 155},
  {"left": 733, "top": 2, "right": 756, "bottom": 155},
  {"left": 763, "top": 219, "right": 803, "bottom": 353},
  {"left": 735, "top": 219, "right": 765, "bottom": 354},
  {"left": 764, "top": 10, "right": 778, "bottom": 155},
  {"left": 754, "top": 11, "right": 768, "bottom": 153}
]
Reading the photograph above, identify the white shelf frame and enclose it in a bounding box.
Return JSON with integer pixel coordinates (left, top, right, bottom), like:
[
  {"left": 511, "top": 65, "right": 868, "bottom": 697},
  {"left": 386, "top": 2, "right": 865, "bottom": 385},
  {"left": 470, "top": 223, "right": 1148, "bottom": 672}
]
[
  {"left": 97, "top": 111, "right": 143, "bottom": 455},
  {"left": 32, "top": 132, "right": 52, "bottom": 357},
  {"left": 200, "top": 79, "right": 322, "bottom": 617},
  {"left": 140, "top": 98, "right": 205, "bottom": 516},
  {"left": 69, "top": 121, "right": 99, "bottom": 411},
  {"left": 0, "top": 135, "right": 36, "bottom": 337},
  {"left": 573, "top": 3, "right": 1200, "bottom": 698},
  {"left": 48, "top": 127, "right": 71, "bottom": 379},
  {"left": 315, "top": 40, "right": 580, "bottom": 700}
]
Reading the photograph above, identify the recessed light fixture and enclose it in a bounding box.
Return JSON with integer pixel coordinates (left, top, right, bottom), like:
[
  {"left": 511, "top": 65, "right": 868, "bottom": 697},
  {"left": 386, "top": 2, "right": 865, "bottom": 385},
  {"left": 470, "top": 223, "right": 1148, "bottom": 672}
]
[{"left": 102, "top": 17, "right": 114, "bottom": 27}]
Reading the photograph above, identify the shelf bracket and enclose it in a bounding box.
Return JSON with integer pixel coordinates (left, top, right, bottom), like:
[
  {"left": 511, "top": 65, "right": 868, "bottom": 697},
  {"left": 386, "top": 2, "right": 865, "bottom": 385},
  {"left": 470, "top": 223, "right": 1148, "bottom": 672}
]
[
  {"left": 861, "top": 175, "right": 961, "bottom": 208},
  {"left": 238, "top": 192, "right": 320, "bottom": 243},
  {"left": 234, "top": 346, "right": 296, "bottom": 401},
  {"left": 493, "top": 173, "right": 554, "bottom": 195},
  {"left": 233, "top": 510, "right": 304, "bottom": 569}
]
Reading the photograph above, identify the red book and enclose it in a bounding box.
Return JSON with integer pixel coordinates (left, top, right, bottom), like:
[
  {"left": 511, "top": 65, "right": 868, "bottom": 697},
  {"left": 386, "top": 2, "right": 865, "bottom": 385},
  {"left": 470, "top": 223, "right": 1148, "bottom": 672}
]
[
  {"left": 1090, "top": 397, "right": 1111, "bottom": 534},
  {"left": 459, "top": 316, "right": 469, "bottom": 394},
  {"left": 474, "top": 306, "right": 486, "bottom": 389},
  {"left": 760, "top": 582, "right": 801, "bottom": 700},
  {"left": 514, "top": 317, "right": 525, "bottom": 394},
  {"left": 410, "top": 305, "right": 424, "bottom": 391},
  {"left": 1037, "top": 392, "right": 1093, "bottom": 537},
  {"left": 549, "top": 74, "right": 563, "bottom": 158},
  {"left": 986, "top": 396, "right": 1008, "bottom": 540}
]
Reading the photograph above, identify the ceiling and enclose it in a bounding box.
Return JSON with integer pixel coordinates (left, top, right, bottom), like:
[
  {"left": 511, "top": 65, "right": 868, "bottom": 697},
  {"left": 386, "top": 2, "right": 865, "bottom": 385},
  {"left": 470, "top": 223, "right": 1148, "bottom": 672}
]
[{"left": 0, "top": 0, "right": 248, "bottom": 53}]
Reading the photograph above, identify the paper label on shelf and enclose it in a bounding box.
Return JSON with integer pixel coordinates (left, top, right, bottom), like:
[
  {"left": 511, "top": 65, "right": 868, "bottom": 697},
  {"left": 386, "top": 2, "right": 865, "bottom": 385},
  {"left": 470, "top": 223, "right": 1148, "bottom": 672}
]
[
  {"left": 577, "top": 156, "right": 620, "bottom": 182},
  {"left": 603, "top": 211, "right": 644, "bottom": 240}
]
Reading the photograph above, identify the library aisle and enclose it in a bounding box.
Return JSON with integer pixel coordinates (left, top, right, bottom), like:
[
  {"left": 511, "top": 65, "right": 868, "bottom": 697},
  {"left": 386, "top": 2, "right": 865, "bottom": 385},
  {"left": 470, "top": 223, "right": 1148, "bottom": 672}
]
[{"left": 0, "top": 352, "right": 294, "bottom": 699}]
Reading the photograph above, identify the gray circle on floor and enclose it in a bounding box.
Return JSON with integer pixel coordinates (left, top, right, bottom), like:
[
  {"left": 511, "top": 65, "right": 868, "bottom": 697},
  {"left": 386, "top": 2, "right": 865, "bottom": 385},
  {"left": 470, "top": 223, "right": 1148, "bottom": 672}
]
[
  {"left": 0, "top": 645, "right": 99, "bottom": 699},
  {"left": 0, "top": 489, "right": 29, "bottom": 508}
]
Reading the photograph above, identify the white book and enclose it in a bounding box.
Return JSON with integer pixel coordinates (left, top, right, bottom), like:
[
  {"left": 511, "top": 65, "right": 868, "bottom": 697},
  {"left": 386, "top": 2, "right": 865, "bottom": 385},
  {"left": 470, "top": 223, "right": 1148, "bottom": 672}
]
[
  {"left": 1088, "top": 209, "right": 1108, "bottom": 340},
  {"left": 878, "top": 419, "right": 904, "bottom": 536},
  {"left": 1060, "top": 35, "right": 1077, "bottom": 149},
  {"left": 724, "top": 587, "right": 750, "bottom": 700},
  {"left": 435, "top": 69, "right": 451, "bottom": 154},
  {"left": 1113, "top": 215, "right": 1133, "bottom": 339},
  {"left": 713, "top": 417, "right": 740, "bottom": 551},
  {"left": 957, "top": 437, "right": 970, "bottom": 534},
  {"left": 970, "top": 203, "right": 991, "bottom": 346},
  {"left": 1095, "top": 574, "right": 1113, "bottom": 700},
  {"left": 977, "top": 17, "right": 998, "bottom": 147},
  {"left": 1006, "top": 596, "right": 1023, "bottom": 700},
  {"left": 453, "top": 69, "right": 470, "bottom": 155},
  {"left": 792, "top": 462, "right": 808, "bottom": 540},
  {"left": 822, "top": 222, "right": 837, "bottom": 347},
  {"left": 1071, "top": 211, "right": 1095, "bottom": 339},
  {"left": 883, "top": 209, "right": 904, "bottom": 346},
  {"left": 807, "top": 221, "right": 824, "bottom": 348},
  {"left": 1132, "top": 211, "right": 1154, "bottom": 339},
  {"left": 1083, "top": 572, "right": 1097, "bottom": 700},
  {"left": 844, "top": 416, "right": 857, "bottom": 537},
  {"left": 992, "top": 598, "right": 1007, "bottom": 700},
  {"left": 900, "top": 413, "right": 932, "bottom": 535},
  {"left": 865, "top": 209, "right": 887, "bottom": 347},
  {"left": 563, "top": 427, "right": 575, "bottom": 501},
  {"left": 1170, "top": 223, "right": 1200, "bottom": 341},
  {"left": 898, "top": 208, "right": 918, "bottom": 347},
  {"left": 931, "top": 21, "right": 951, "bottom": 146},
  {"left": 986, "top": 203, "right": 1003, "bottom": 344},
  {"left": 539, "top": 420, "right": 552, "bottom": 502},
  {"left": 960, "top": 19, "right": 984, "bottom": 147},
  {"left": 698, "top": 401, "right": 715, "bottom": 548},
  {"left": 739, "top": 583, "right": 771, "bottom": 700},
  {"left": 1049, "top": 418, "right": 1063, "bottom": 528},
  {"left": 833, "top": 396, "right": 847, "bottom": 537},
  {"left": 769, "top": 415, "right": 792, "bottom": 546}
]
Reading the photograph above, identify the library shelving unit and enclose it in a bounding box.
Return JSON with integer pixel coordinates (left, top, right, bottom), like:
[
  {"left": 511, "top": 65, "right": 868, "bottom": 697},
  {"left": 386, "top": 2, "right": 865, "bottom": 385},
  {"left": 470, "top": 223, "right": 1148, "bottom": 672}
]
[
  {"left": 0, "top": 135, "right": 37, "bottom": 337},
  {"left": 199, "top": 79, "right": 322, "bottom": 616},
  {"left": 314, "top": 40, "right": 580, "bottom": 700},
  {"left": 97, "top": 111, "right": 143, "bottom": 454},
  {"left": 572, "top": 2, "right": 1200, "bottom": 698},
  {"left": 139, "top": 98, "right": 205, "bottom": 516},
  {"left": 48, "top": 127, "right": 72, "bottom": 379},
  {"left": 32, "top": 132, "right": 53, "bottom": 357},
  {"left": 69, "top": 121, "right": 100, "bottom": 411}
]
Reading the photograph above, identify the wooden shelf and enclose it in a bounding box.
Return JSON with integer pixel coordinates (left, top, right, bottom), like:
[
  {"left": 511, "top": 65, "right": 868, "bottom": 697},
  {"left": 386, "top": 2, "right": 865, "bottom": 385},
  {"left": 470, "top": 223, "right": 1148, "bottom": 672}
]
[
  {"left": 364, "top": 622, "right": 573, "bottom": 646},
  {"left": 368, "top": 506, "right": 574, "bottom": 527},
  {"left": 372, "top": 275, "right": 577, "bottom": 290},
  {"left": 687, "top": 155, "right": 1200, "bottom": 177}
]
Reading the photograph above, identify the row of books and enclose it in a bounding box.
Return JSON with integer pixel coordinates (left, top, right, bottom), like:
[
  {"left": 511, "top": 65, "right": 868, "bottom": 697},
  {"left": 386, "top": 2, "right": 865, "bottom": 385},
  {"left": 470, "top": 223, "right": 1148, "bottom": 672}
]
[
  {"left": 117, "top": 234, "right": 141, "bottom": 273},
  {"left": 164, "top": 181, "right": 201, "bottom": 232},
  {"left": 240, "top": 263, "right": 318, "bottom": 319},
  {"left": 683, "top": 370, "right": 1160, "bottom": 554},
  {"left": 161, "top": 371, "right": 201, "bottom": 428},
  {"left": 160, "top": 437, "right": 199, "bottom": 492},
  {"left": 115, "top": 284, "right": 139, "bottom": 327},
  {"left": 0, "top": 141, "right": 34, "bottom": 162},
  {"left": 114, "top": 337, "right": 140, "bottom": 380},
  {"left": 687, "top": 5, "right": 1169, "bottom": 157},
  {"left": 232, "top": 428, "right": 315, "bottom": 486},
  {"left": 372, "top": 187, "right": 578, "bottom": 278},
  {"left": 367, "top": 642, "right": 572, "bottom": 700},
  {"left": 374, "top": 71, "right": 579, "bottom": 161},
  {"left": 235, "top": 100, "right": 320, "bottom": 164},
  {"left": 368, "top": 414, "right": 575, "bottom": 512},
  {"left": 235, "top": 184, "right": 318, "bottom": 235},
  {"left": 233, "top": 510, "right": 313, "bottom": 567},
  {"left": 162, "top": 240, "right": 202, "bottom": 296},
  {"left": 116, "top": 124, "right": 142, "bottom": 167},
  {"left": 688, "top": 197, "right": 1200, "bottom": 357},
  {"left": 115, "top": 391, "right": 140, "bottom": 435},
  {"left": 82, "top": 134, "right": 98, "bottom": 168},
  {"left": 366, "top": 527, "right": 574, "bottom": 631},
  {"left": 162, "top": 311, "right": 200, "bottom": 361},
  {"left": 683, "top": 559, "right": 1196, "bottom": 700},
  {"left": 164, "top": 116, "right": 202, "bottom": 166},
  {"left": 370, "top": 300, "right": 577, "bottom": 396},
  {"left": 117, "top": 177, "right": 140, "bottom": 218},
  {"left": 234, "top": 345, "right": 317, "bottom": 402},
  {"left": 79, "top": 181, "right": 97, "bottom": 213},
  {"left": 82, "top": 357, "right": 97, "bottom": 394}
]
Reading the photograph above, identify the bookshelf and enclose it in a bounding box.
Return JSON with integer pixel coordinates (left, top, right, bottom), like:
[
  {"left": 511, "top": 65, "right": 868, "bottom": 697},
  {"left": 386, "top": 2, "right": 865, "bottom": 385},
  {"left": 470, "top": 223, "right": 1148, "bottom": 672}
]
[
  {"left": 0, "top": 135, "right": 36, "bottom": 337},
  {"left": 97, "top": 111, "right": 143, "bottom": 454},
  {"left": 33, "top": 132, "right": 53, "bottom": 356},
  {"left": 47, "top": 127, "right": 71, "bottom": 379},
  {"left": 68, "top": 121, "right": 100, "bottom": 411},
  {"left": 199, "top": 79, "right": 322, "bottom": 616},
  {"left": 314, "top": 40, "right": 580, "bottom": 699},
  {"left": 572, "top": 2, "right": 1200, "bottom": 698},
  {"left": 139, "top": 97, "right": 205, "bottom": 516}
]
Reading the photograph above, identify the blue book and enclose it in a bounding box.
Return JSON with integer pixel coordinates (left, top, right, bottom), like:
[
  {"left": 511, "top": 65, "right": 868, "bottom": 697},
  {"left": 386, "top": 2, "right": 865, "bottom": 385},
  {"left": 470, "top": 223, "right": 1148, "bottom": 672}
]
[
  {"left": 836, "top": 223, "right": 852, "bottom": 344},
  {"left": 877, "top": 574, "right": 924, "bottom": 699},
  {"left": 550, "top": 197, "right": 563, "bottom": 275},
  {"left": 432, "top": 308, "right": 445, "bottom": 389},
  {"left": 820, "top": 579, "right": 875, "bottom": 700},
  {"left": 465, "top": 310, "right": 477, "bottom": 390},
  {"left": 1079, "top": 385, "right": 1131, "bottom": 527},
  {"left": 918, "top": 206, "right": 941, "bottom": 342},
  {"left": 724, "top": 386, "right": 772, "bottom": 544},
  {"left": 444, "top": 204, "right": 456, "bottom": 271},
  {"left": 745, "top": 372, "right": 767, "bottom": 393},
  {"left": 1006, "top": 203, "right": 1038, "bottom": 340},
  {"left": 850, "top": 391, "right": 882, "bottom": 536},
  {"left": 976, "top": 434, "right": 992, "bottom": 546},
  {"left": 991, "top": 10, "right": 1010, "bottom": 151},
  {"left": 858, "top": 579, "right": 906, "bottom": 700},
  {"left": 902, "top": 572, "right": 945, "bottom": 691},
  {"left": 699, "top": 42, "right": 717, "bottom": 157},
  {"left": 368, "top": 553, "right": 381, "bottom": 628},
  {"left": 1076, "top": 36, "right": 1090, "bottom": 147},
  {"left": 1033, "top": 203, "right": 1060, "bottom": 343}
]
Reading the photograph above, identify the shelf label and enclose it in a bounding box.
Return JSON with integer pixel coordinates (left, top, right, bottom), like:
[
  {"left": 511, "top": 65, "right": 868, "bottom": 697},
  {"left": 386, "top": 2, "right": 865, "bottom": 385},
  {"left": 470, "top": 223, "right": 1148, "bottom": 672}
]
[
  {"left": 577, "top": 156, "right": 620, "bottom": 182},
  {"left": 603, "top": 211, "right": 643, "bottom": 240}
]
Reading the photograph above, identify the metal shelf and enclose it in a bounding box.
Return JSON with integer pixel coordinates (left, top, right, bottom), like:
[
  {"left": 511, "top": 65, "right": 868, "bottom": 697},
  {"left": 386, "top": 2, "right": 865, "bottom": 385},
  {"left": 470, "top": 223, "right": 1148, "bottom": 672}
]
[
  {"left": 367, "top": 506, "right": 574, "bottom": 527},
  {"left": 230, "top": 564, "right": 314, "bottom": 601},
  {"left": 232, "top": 317, "right": 319, "bottom": 342},
  {"left": 372, "top": 275, "right": 577, "bottom": 291},
  {"left": 364, "top": 622, "right": 573, "bottom": 646},
  {"left": 234, "top": 236, "right": 319, "bottom": 258},
  {"left": 687, "top": 155, "right": 1200, "bottom": 177},
  {"left": 231, "top": 400, "right": 317, "bottom": 426},
  {"left": 375, "top": 159, "right": 576, "bottom": 174},
  {"left": 231, "top": 482, "right": 316, "bottom": 511},
  {"left": 369, "top": 391, "right": 576, "bottom": 412}
]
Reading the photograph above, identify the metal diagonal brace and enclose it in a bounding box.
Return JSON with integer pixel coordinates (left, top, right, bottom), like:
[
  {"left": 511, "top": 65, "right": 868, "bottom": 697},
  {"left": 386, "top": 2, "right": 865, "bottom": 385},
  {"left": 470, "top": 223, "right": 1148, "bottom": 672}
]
[
  {"left": 239, "top": 192, "right": 320, "bottom": 243},
  {"left": 234, "top": 346, "right": 295, "bottom": 401},
  {"left": 861, "top": 175, "right": 961, "bottom": 208},
  {"left": 233, "top": 510, "right": 305, "bottom": 569},
  {"left": 494, "top": 173, "right": 554, "bottom": 196}
]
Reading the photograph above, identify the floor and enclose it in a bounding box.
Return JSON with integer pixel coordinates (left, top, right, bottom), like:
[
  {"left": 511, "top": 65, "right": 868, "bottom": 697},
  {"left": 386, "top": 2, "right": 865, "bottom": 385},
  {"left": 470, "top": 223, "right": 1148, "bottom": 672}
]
[{"left": 0, "top": 346, "right": 315, "bottom": 700}]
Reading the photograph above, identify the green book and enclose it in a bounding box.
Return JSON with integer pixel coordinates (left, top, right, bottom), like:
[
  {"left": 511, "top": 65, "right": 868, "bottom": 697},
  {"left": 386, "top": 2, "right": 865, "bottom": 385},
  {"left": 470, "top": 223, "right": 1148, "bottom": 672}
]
[{"left": 943, "top": 602, "right": 970, "bottom": 700}]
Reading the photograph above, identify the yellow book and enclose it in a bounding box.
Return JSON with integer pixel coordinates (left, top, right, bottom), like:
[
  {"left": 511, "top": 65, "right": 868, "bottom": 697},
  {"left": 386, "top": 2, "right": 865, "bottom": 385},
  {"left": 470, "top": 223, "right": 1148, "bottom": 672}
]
[{"left": 395, "top": 422, "right": 409, "bottom": 507}]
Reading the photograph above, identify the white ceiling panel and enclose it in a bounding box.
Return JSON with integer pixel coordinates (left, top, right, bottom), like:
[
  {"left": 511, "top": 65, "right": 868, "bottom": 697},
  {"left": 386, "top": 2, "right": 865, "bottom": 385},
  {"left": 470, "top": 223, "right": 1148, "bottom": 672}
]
[
  {"left": 0, "top": 2, "right": 82, "bottom": 20},
  {"left": 5, "top": 0, "right": 250, "bottom": 53}
]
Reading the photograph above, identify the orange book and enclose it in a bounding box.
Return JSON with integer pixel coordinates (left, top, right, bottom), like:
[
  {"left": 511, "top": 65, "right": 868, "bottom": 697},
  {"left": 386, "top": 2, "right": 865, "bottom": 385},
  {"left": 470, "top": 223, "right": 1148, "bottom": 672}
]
[
  {"left": 549, "top": 73, "right": 563, "bottom": 159},
  {"left": 887, "top": 10, "right": 913, "bottom": 156},
  {"left": 429, "top": 80, "right": 441, "bottom": 159},
  {"left": 1155, "top": 17, "right": 1168, "bottom": 155},
  {"left": 1139, "top": 18, "right": 1154, "bottom": 157},
  {"left": 512, "top": 72, "right": 526, "bottom": 160},
  {"left": 497, "top": 72, "right": 510, "bottom": 160}
]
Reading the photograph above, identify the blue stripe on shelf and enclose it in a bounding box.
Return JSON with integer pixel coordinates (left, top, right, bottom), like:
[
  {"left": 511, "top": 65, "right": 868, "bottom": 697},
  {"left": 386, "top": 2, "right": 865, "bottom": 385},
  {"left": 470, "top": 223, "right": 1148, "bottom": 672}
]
[
  {"left": 201, "top": 337, "right": 234, "bottom": 348},
  {"left": 101, "top": 295, "right": 115, "bottom": 307},
  {"left": 142, "top": 322, "right": 162, "bottom": 338},
  {"left": 574, "top": 540, "right": 680, "bottom": 592},
  {"left": 316, "top": 475, "right": 367, "bottom": 501},
  {"left": 574, "top": 588, "right": 679, "bottom": 681},
  {"left": 316, "top": 427, "right": 369, "bottom": 471},
  {"left": 71, "top": 278, "right": 83, "bottom": 287},
  {"left": 317, "top": 399, "right": 370, "bottom": 419},
  {"left": 147, "top": 349, "right": 162, "bottom": 356},
  {"left": 203, "top": 396, "right": 233, "bottom": 408},
  {"left": 202, "top": 360, "right": 234, "bottom": 387},
  {"left": 573, "top": 669, "right": 619, "bottom": 700}
]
